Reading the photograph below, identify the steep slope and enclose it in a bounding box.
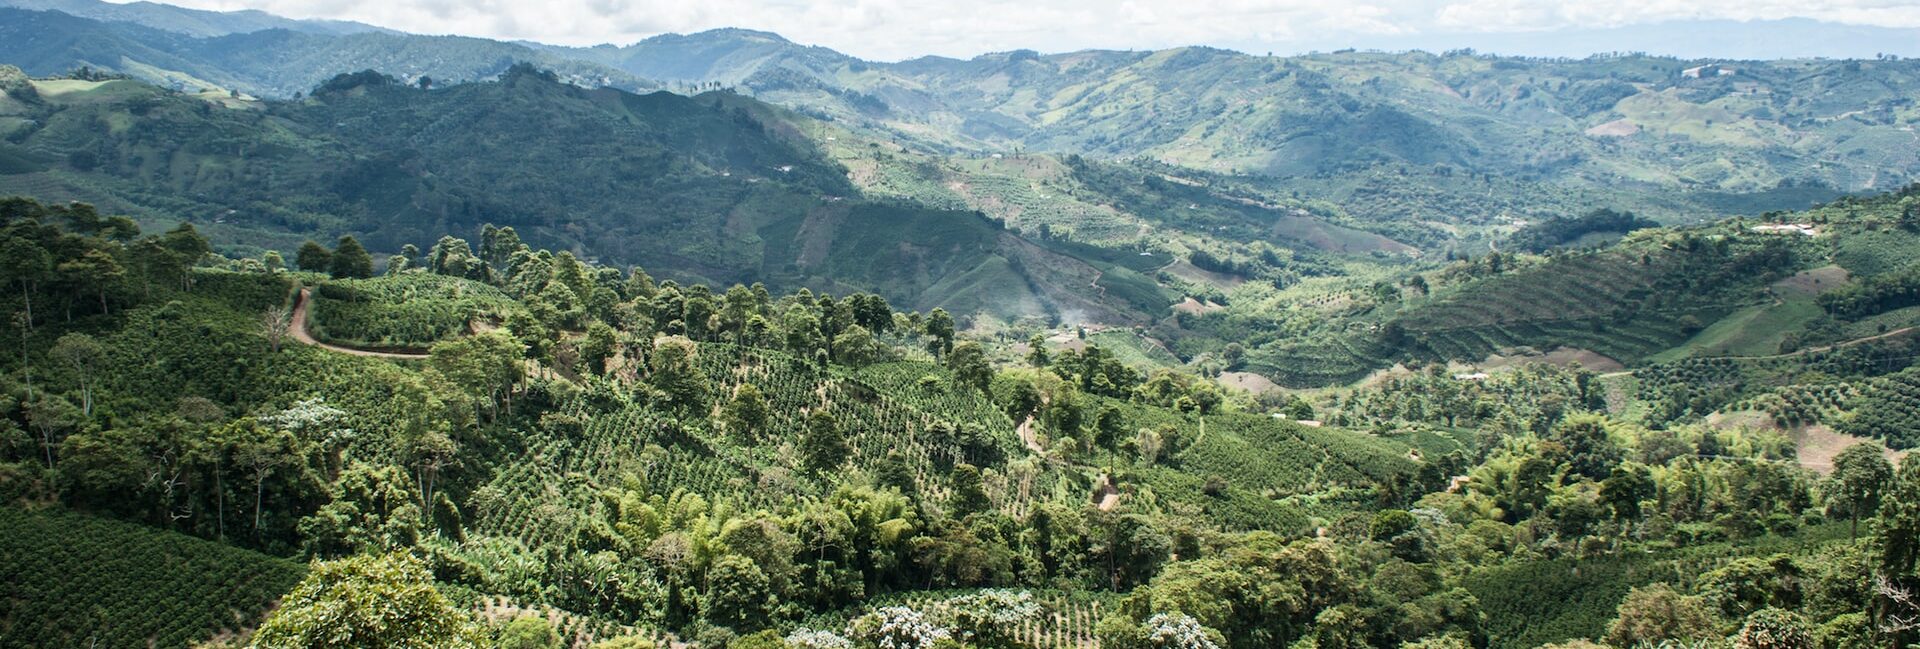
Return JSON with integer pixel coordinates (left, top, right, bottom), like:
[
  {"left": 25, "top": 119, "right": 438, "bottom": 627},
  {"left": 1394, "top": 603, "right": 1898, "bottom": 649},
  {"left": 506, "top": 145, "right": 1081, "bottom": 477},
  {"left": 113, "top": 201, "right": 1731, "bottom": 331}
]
[{"left": 0, "top": 68, "right": 1157, "bottom": 322}]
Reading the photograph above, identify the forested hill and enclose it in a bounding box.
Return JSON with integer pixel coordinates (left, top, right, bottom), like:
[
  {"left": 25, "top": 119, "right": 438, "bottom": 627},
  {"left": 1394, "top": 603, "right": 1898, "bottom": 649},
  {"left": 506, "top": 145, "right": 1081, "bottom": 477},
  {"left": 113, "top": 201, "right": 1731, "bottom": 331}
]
[
  {"left": 0, "top": 65, "right": 1164, "bottom": 323},
  {"left": 5, "top": 6, "right": 1918, "bottom": 203},
  {"left": 553, "top": 31, "right": 1920, "bottom": 195}
]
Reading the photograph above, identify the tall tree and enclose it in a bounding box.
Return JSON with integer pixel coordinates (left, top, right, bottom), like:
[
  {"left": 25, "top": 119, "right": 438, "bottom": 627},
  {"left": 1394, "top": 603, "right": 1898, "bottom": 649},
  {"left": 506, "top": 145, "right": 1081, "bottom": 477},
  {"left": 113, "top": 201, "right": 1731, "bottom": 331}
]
[
  {"left": 261, "top": 305, "right": 293, "bottom": 353},
  {"left": 924, "top": 308, "right": 955, "bottom": 356},
  {"left": 429, "top": 332, "right": 525, "bottom": 418},
  {"left": 159, "top": 223, "right": 210, "bottom": 290},
  {"left": 1879, "top": 457, "right": 1920, "bottom": 579},
  {"left": 330, "top": 235, "right": 375, "bottom": 279},
  {"left": 801, "top": 410, "right": 849, "bottom": 473},
  {"left": 296, "top": 240, "right": 332, "bottom": 273},
  {"left": 0, "top": 237, "right": 50, "bottom": 330},
  {"left": 948, "top": 342, "right": 992, "bottom": 393},
  {"left": 1026, "top": 333, "right": 1050, "bottom": 368},
  {"left": 580, "top": 321, "right": 618, "bottom": 375},
  {"left": 229, "top": 420, "right": 305, "bottom": 538},
  {"left": 721, "top": 383, "right": 771, "bottom": 443},
  {"left": 50, "top": 333, "right": 105, "bottom": 417},
  {"left": 58, "top": 248, "right": 124, "bottom": 314},
  {"left": 704, "top": 555, "right": 777, "bottom": 631},
  {"left": 950, "top": 463, "right": 991, "bottom": 515},
  {"left": 646, "top": 336, "right": 708, "bottom": 412},
  {"left": 1830, "top": 443, "right": 1894, "bottom": 538}
]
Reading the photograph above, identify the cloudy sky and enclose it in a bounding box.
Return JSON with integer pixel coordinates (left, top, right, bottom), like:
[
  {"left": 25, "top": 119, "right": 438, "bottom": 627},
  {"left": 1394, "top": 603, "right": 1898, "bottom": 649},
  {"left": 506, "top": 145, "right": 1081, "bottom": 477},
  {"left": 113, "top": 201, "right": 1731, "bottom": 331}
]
[{"left": 134, "top": 0, "right": 1920, "bottom": 59}]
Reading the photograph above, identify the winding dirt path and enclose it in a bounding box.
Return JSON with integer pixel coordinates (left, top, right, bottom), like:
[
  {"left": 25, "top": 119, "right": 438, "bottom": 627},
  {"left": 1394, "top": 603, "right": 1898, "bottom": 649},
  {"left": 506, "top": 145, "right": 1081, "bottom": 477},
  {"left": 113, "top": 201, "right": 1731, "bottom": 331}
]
[
  {"left": 1016, "top": 414, "right": 1045, "bottom": 454},
  {"left": 1093, "top": 474, "right": 1120, "bottom": 511},
  {"left": 289, "top": 288, "right": 430, "bottom": 359}
]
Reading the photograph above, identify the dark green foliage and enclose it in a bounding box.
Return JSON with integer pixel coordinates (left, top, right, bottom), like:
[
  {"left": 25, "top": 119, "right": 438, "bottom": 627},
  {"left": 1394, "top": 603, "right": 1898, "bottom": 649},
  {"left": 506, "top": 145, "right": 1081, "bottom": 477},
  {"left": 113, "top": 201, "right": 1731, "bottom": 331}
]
[
  {"left": 947, "top": 342, "right": 991, "bottom": 393},
  {"left": 307, "top": 273, "right": 523, "bottom": 350},
  {"left": 1826, "top": 444, "right": 1893, "bottom": 535},
  {"left": 1548, "top": 415, "right": 1624, "bottom": 481},
  {"left": 1819, "top": 264, "right": 1920, "bottom": 320},
  {"left": 329, "top": 235, "right": 374, "bottom": 279},
  {"left": 704, "top": 555, "right": 776, "bottom": 631},
  {"left": 948, "top": 463, "right": 989, "bottom": 515},
  {"left": 1838, "top": 368, "right": 1920, "bottom": 448},
  {"left": 296, "top": 240, "right": 331, "bottom": 272},
  {"left": 0, "top": 506, "right": 304, "bottom": 649},
  {"left": 801, "top": 409, "right": 849, "bottom": 473},
  {"left": 1505, "top": 209, "right": 1660, "bottom": 253}
]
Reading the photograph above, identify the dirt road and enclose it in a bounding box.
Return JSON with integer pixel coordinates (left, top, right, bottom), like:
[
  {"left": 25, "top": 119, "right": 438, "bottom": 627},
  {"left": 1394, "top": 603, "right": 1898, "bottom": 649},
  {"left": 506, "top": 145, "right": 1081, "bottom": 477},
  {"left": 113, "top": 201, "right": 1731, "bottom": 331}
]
[{"left": 289, "top": 288, "right": 430, "bottom": 359}]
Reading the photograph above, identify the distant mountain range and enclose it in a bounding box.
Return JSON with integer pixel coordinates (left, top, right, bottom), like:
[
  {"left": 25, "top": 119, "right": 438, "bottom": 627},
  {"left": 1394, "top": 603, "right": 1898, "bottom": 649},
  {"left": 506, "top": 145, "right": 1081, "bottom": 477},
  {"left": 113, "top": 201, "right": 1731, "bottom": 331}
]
[
  {"left": 1249, "top": 18, "right": 1920, "bottom": 61},
  {"left": 0, "top": 4, "right": 657, "bottom": 96},
  {"left": 0, "top": 0, "right": 393, "bottom": 37},
  {"left": 4, "top": 3, "right": 1917, "bottom": 196}
]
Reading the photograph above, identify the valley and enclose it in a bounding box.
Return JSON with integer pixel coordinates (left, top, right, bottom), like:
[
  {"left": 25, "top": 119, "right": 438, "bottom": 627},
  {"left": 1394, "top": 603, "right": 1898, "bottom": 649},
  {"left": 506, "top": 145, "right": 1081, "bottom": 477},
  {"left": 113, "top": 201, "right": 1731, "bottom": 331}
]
[{"left": 1, "top": 3, "right": 1920, "bottom": 649}]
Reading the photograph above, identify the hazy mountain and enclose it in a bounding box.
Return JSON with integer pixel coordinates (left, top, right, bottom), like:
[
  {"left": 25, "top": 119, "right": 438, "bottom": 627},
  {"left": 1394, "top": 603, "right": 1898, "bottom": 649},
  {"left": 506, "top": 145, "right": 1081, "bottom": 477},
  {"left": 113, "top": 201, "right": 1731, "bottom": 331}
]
[
  {"left": 0, "top": 7, "right": 657, "bottom": 96},
  {"left": 541, "top": 28, "right": 855, "bottom": 85},
  {"left": 1297, "top": 19, "right": 1920, "bottom": 61},
  {"left": 7, "top": 5, "right": 1917, "bottom": 199},
  {"left": 622, "top": 31, "right": 1920, "bottom": 197},
  {"left": 0, "top": 0, "right": 392, "bottom": 37}
]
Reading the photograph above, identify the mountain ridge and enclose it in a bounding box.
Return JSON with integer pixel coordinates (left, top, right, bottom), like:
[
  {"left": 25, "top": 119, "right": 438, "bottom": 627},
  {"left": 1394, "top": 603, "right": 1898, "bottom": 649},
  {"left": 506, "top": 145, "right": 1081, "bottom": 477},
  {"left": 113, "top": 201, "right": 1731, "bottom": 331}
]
[{"left": 0, "top": 0, "right": 394, "bottom": 37}]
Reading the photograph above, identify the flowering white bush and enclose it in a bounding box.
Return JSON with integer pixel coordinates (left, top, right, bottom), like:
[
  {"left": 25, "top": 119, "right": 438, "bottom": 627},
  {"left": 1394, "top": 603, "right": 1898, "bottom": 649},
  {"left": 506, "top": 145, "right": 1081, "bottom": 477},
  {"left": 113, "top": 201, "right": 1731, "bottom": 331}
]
[
  {"left": 1145, "top": 613, "right": 1222, "bottom": 649},
  {"left": 259, "top": 397, "right": 354, "bottom": 447},
  {"left": 785, "top": 627, "right": 853, "bottom": 649},
  {"left": 854, "top": 606, "right": 952, "bottom": 649},
  {"left": 946, "top": 589, "right": 1041, "bottom": 625},
  {"left": 942, "top": 589, "right": 1042, "bottom": 646}
]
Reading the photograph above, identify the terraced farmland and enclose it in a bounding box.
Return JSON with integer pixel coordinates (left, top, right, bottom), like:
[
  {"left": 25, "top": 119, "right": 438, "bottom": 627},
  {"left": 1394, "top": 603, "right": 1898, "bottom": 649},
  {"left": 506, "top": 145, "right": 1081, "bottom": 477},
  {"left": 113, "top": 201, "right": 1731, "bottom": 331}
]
[
  {"left": 0, "top": 507, "right": 305, "bottom": 649},
  {"left": 471, "top": 345, "right": 1031, "bottom": 546},
  {"left": 1398, "top": 249, "right": 1759, "bottom": 364}
]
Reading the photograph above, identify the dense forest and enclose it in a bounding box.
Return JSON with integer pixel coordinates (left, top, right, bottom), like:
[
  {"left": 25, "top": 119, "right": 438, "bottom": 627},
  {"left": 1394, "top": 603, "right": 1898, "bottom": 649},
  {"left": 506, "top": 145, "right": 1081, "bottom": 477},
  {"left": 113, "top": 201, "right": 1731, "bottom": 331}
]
[{"left": 5, "top": 186, "right": 1920, "bottom": 649}]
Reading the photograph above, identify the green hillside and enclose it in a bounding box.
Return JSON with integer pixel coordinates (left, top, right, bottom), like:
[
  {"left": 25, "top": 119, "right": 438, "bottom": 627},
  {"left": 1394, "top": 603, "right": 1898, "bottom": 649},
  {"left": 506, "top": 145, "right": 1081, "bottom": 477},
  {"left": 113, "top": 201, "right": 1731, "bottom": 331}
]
[
  {"left": 3, "top": 13, "right": 1920, "bottom": 647},
  {"left": 0, "top": 188, "right": 1909, "bottom": 649},
  {"left": 0, "top": 507, "right": 305, "bottom": 649},
  {"left": 0, "top": 67, "right": 1164, "bottom": 323}
]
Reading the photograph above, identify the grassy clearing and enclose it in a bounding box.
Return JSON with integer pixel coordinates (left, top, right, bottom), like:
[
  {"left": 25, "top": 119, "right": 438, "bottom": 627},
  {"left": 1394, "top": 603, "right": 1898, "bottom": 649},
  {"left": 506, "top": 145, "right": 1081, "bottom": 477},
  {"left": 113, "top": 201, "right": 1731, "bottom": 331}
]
[
  {"left": 1650, "top": 298, "right": 1823, "bottom": 362},
  {"left": 1087, "top": 329, "right": 1181, "bottom": 370}
]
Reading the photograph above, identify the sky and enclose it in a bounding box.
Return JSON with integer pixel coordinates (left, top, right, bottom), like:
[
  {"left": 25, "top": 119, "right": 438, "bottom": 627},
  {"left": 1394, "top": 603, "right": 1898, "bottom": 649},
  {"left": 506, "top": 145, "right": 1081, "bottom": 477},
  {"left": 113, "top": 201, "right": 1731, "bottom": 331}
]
[{"left": 124, "top": 0, "right": 1920, "bottom": 60}]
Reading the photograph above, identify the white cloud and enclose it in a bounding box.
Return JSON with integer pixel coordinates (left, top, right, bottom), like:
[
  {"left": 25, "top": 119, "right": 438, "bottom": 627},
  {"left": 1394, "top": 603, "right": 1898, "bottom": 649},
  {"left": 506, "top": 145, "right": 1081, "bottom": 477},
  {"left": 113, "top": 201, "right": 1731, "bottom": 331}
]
[
  {"left": 1434, "top": 0, "right": 1920, "bottom": 31},
  {"left": 117, "top": 0, "right": 1920, "bottom": 59}
]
